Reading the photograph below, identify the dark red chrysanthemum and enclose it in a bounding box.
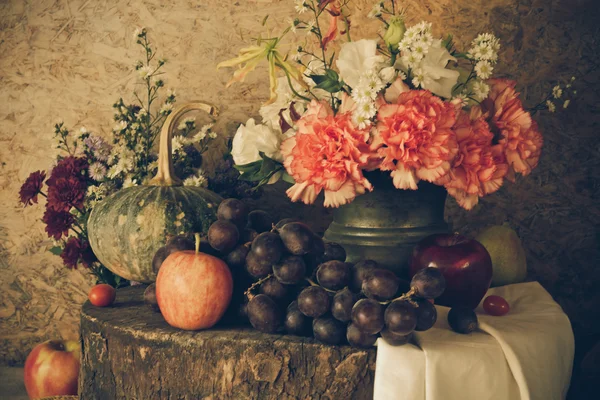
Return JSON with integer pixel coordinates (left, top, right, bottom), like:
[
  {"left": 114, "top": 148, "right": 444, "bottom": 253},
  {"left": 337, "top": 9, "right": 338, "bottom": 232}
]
[
  {"left": 42, "top": 207, "right": 75, "bottom": 240},
  {"left": 46, "top": 156, "right": 88, "bottom": 186},
  {"left": 60, "top": 237, "right": 84, "bottom": 269},
  {"left": 19, "top": 170, "right": 46, "bottom": 206},
  {"left": 79, "top": 239, "right": 97, "bottom": 267},
  {"left": 47, "top": 177, "right": 87, "bottom": 211}
]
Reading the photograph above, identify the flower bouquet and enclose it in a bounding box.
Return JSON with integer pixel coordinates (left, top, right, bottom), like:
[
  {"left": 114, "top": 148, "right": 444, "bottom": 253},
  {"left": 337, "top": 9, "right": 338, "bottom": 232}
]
[
  {"left": 219, "top": 0, "right": 573, "bottom": 211},
  {"left": 18, "top": 30, "right": 251, "bottom": 285}
]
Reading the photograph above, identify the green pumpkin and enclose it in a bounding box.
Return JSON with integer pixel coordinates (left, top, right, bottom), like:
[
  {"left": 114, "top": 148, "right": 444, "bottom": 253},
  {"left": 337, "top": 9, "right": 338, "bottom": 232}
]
[{"left": 88, "top": 102, "right": 222, "bottom": 283}]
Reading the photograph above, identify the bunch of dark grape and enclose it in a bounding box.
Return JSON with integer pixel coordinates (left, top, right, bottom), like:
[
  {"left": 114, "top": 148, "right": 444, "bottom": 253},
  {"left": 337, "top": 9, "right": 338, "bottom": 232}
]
[{"left": 239, "top": 215, "right": 447, "bottom": 348}]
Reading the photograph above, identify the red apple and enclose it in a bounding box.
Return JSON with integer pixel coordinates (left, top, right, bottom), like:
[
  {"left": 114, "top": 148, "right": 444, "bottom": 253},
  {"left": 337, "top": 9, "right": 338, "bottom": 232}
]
[
  {"left": 156, "top": 247, "right": 233, "bottom": 330},
  {"left": 409, "top": 233, "right": 492, "bottom": 310},
  {"left": 24, "top": 339, "right": 80, "bottom": 399}
]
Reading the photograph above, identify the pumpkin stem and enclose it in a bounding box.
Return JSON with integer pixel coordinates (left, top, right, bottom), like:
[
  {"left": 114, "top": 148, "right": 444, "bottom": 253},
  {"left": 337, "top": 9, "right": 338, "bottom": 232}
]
[
  {"left": 194, "top": 233, "right": 201, "bottom": 255},
  {"left": 149, "top": 102, "right": 219, "bottom": 187}
]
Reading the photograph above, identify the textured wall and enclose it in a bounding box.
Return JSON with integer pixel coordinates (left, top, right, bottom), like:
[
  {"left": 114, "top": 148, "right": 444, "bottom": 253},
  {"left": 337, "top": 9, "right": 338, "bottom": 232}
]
[{"left": 0, "top": 0, "right": 598, "bottom": 368}]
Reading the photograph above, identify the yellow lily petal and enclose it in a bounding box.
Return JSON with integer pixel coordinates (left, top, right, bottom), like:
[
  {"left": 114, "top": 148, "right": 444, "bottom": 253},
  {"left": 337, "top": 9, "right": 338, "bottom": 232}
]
[
  {"left": 265, "top": 53, "right": 278, "bottom": 105},
  {"left": 216, "top": 46, "right": 265, "bottom": 70},
  {"left": 226, "top": 56, "right": 263, "bottom": 87}
]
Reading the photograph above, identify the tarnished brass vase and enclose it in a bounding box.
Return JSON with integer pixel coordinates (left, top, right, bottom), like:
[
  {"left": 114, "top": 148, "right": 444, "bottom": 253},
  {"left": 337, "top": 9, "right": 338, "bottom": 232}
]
[{"left": 324, "top": 171, "right": 449, "bottom": 278}]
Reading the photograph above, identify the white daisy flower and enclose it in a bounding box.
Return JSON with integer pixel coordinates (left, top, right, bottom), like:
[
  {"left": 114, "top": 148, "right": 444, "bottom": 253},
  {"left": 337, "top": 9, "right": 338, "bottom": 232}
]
[
  {"left": 172, "top": 136, "right": 186, "bottom": 153},
  {"left": 113, "top": 120, "right": 128, "bottom": 132},
  {"left": 412, "top": 68, "right": 426, "bottom": 88},
  {"left": 352, "top": 113, "right": 372, "bottom": 130},
  {"left": 183, "top": 173, "right": 208, "bottom": 188},
  {"left": 160, "top": 103, "right": 174, "bottom": 115},
  {"left": 294, "top": 0, "right": 308, "bottom": 14},
  {"left": 208, "top": 131, "right": 217, "bottom": 139},
  {"left": 138, "top": 65, "right": 153, "bottom": 80},
  {"left": 122, "top": 176, "right": 138, "bottom": 188},
  {"left": 89, "top": 162, "right": 107, "bottom": 181},
  {"left": 546, "top": 100, "right": 556, "bottom": 113},
  {"left": 475, "top": 60, "right": 493, "bottom": 79},
  {"left": 133, "top": 27, "right": 146, "bottom": 40},
  {"left": 552, "top": 85, "right": 563, "bottom": 99},
  {"left": 472, "top": 81, "right": 490, "bottom": 101}
]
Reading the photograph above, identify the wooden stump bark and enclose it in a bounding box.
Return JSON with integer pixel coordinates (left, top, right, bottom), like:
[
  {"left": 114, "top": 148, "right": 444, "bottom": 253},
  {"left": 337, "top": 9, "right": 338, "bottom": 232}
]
[{"left": 80, "top": 286, "right": 376, "bottom": 399}]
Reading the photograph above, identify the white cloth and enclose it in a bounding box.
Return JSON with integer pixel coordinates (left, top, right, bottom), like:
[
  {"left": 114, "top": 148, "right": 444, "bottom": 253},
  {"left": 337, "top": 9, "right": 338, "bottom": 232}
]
[{"left": 374, "top": 282, "right": 575, "bottom": 400}]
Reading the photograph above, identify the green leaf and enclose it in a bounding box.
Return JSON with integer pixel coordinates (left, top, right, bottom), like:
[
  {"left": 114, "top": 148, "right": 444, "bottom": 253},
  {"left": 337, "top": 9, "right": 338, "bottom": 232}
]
[
  {"left": 313, "top": 69, "right": 344, "bottom": 93},
  {"left": 234, "top": 160, "right": 262, "bottom": 174},
  {"left": 309, "top": 74, "right": 328, "bottom": 85},
  {"left": 282, "top": 172, "right": 295, "bottom": 184},
  {"left": 49, "top": 246, "right": 63, "bottom": 256}
]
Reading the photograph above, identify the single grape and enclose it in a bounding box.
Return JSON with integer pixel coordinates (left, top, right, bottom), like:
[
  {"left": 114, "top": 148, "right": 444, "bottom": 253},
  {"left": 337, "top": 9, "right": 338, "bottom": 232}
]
[
  {"left": 322, "top": 242, "right": 347, "bottom": 262},
  {"left": 297, "top": 286, "right": 330, "bottom": 318},
  {"left": 284, "top": 301, "right": 312, "bottom": 336},
  {"left": 483, "top": 295, "right": 510, "bottom": 316},
  {"left": 380, "top": 329, "right": 411, "bottom": 346},
  {"left": 259, "top": 276, "right": 290, "bottom": 301},
  {"left": 312, "top": 317, "right": 346, "bottom": 345},
  {"left": 208, "top": 220, "right": 240, "bottom": 253},
  {"left": 217, "top": 198, "right": 249, "bottom": 228},
  {"left": 275, "top": 217, "right": 301, "bottom": 230},
  {"left": 362, "top": 269, "right": 400, "bottom": 301},
  {"left": 245, "top": 251, "right": 272, "bottom": 278},
  {"left": 384, "top": 300, "right": 417, "bottom": 335},
  {"left": 273, "top": 255, "right": 306, "bottom": 285},
  {"left": 251, "top": 232, "right": 284, "bottom": 265},
  {"left": 247, "top": 210, "right": 274, "bottom": 233},
  {"left": 351, "top": 260, "right": 378, "bottom": 293},
  {"left": 165, "top": 234, "right": 195, "bottom": 252},
  {"left": 351, "top": 298, "right": 385, "bottom": 335},
  {"left": 346, "top": 323, "right": 378, "bottom": 348},
  {"left": 198, "top": 239, "right": 221, "bottom": 257},
  {"left": 247, "top": 294, "right": 281, "bottom": 333},
  {"left": 414, "top": 298, "right": 437, "bottom": 331},
  {"left": 410, "top": 267, "right": 446, "bottom": 299},
  {"left": 143, "top": 283, "right": 160, "bottom": 312},
  {"left": 448, "top": 307, "right": 478, "bottom": 334},
  {"left": 331, "top": 287, "right": 357, "bottom": 322},
  {"left": 152, "top": 246, "right": 170, "bottom": 274},
  {"left": 316, "top": 260, "right": 352, "bottom": 291},
  {"left": 277, "top": 222, "right": 321, "bottom": 256},
  {"left": 225, "top": 244, "right": 250, "bottom": 269}
]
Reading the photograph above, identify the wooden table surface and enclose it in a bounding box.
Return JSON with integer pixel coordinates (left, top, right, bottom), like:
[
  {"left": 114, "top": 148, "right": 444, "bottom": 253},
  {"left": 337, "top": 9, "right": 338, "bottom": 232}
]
[{"left": 79, "top": 286, "right": 376, "bottom": 400}]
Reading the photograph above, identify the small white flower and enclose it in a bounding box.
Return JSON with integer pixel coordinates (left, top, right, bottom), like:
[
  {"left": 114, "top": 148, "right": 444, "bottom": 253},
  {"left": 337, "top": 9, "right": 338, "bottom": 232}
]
[
  {"left": 133, "top": 27, "right": 146, "bottom": 40},
  {"left": 294, "top": 0, "right": 308, "bottom": 14},
  {"left": 367, "top": 2, "right": 383, "bottom": 18},
  {"left": 113, "top": 120, "right": 128, "bottom": 132},
  {"left": 352, "top": 113, "right": 371, "bottom": 130},
  {"left": 305, "top": 19, "right": 316, "bottom": 34},
  {"left": 107, "top": 164, "right": 122, "bottom": 179},
  {"left": 379, "top": 66, "right": 396, "bottom": 83},
  {"left": 475, "top": 60, "right": 493, "bottom": 79},
  {"left": 178, "top": 117, "right": 196, "bottom": 131},
  {"left": 79, "top": 126, "right": 88, "bottom": 134},
  {"left": 546, "top": 100, "right": 556, "bottom": 113},
  {"left": 137, "top": 108, "right": 148, "bottom": 118},
  {"left": 412, "top": 68, "right": 426, "bottom": 88},
  {"left": 89, "top": 162, "right": 107, "bottom": 181},
  {"left": 357, "top": 101, "right": 377, "bottom": 119},
  {"left": 183, "top": 173, "right": 208, "bottom": 188},
  {"left": 172, "top": 136, "right": 186, "bottom": 153},
  {"left": 138, "top": 65, "right": 153, "bottom": 80},
  {"left": 287, "top": 18, "right": 297, "bottom": 34},
  {"left": 563, "top": 99, "right": 571, "bottom": 109},
  {"left": 452, "top": 93, "right": 469, "bottom": 108},
  {"left": 122, "top": 176, "right": 138, "bottom": 188},
  {"left": 472, "top": 81, "right": 490, "bottom": 101},
  {"left": 208, "top": 131, "right": 217, "bottom": 139},
  {"left": 397, "top": 70, "right": 407, "bottom": 81},
  {"left": 552, "top": 85, "right": 563, "bottom": 99},
  {"left": 160, "top": 103, "right": 173, "bottom": 115}
]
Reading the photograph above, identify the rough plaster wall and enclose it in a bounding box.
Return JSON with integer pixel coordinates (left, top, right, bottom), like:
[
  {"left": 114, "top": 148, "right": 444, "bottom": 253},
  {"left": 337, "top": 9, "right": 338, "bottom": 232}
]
[{"left": 0, "top": 0, "right": 598, "bottom": 364}]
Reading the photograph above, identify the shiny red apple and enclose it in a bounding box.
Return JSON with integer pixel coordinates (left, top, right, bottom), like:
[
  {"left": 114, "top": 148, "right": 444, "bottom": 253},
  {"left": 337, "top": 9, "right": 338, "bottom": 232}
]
[
  {"left": 409, "top": 233, "right": 492, "bottom": 309},
  {"left": 156, "top": 247, "right": 233, "bottom": 330},
  {"left": 24, "top": 339, "right": 80, "bottom": 399}
]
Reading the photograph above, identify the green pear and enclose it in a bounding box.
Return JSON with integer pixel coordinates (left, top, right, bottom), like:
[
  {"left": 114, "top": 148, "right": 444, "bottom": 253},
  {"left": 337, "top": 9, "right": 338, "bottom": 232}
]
[{"left": 475, "top": 224, "right": 527, "bottom": 287}]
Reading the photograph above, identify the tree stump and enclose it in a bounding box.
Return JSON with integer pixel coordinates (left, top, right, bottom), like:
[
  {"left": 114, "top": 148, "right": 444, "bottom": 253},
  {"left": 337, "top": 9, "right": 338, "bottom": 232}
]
[{"left": 80, "top": 286, "right": 376, "bottom": 399}]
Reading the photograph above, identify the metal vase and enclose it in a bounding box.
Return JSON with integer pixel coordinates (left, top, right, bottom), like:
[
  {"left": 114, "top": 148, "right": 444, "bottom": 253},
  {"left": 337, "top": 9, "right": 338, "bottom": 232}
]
[{"left": 324, "top": 171, "right": 449, "bottom": 278}]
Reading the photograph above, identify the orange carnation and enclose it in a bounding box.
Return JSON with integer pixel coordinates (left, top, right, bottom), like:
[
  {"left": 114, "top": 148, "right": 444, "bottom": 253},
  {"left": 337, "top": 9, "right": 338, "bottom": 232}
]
[
  {"left": 481, "top": 79, "right": 543, "bottom": 179},
  {"left": 439, "top": 107, "right": 509, "bottom": 210},
  {"left": 281, "top": 99, "right": 373, "bottom": 207},
  {"left": 372, "top": 90, "right": 458, "bottom": 190}
]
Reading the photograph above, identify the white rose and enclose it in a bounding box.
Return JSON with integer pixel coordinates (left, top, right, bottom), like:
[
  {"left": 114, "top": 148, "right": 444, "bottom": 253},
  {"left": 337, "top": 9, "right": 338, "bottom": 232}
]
[
  {"left": 231, "top": 118, "right": 285, "bottom": 166},
  {"left": 336, "top": 39, "right": 385, "bottom": 88}
]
